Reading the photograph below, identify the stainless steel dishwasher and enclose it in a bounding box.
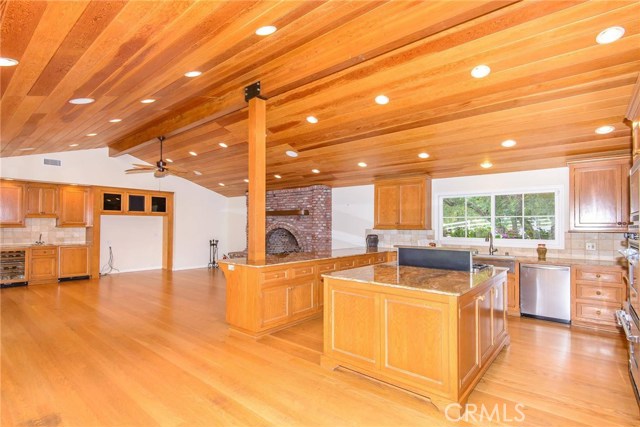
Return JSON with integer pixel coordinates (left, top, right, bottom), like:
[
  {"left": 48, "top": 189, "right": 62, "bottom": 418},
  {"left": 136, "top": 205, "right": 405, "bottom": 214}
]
[{"left": 520, "top": 264, "right": 571, "bottom": 323}]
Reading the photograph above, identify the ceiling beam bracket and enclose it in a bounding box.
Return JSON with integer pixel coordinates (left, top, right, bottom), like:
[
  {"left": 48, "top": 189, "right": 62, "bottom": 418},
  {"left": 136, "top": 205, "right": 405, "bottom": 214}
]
[{"left": 244, "top": 81, "right": 265, "bottom": 102}]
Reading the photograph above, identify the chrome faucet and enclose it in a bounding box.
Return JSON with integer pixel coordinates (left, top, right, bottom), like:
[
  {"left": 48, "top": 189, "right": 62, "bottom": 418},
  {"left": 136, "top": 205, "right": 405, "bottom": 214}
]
[
  {"left": 35, "top": 233, "right": 44, "bottom": 246},
  {"left": 485, "top": 232, "right": 498, "bottom": 255}
]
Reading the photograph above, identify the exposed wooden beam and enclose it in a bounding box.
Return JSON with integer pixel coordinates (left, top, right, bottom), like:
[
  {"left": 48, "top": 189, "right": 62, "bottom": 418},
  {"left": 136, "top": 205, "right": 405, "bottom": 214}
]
[{"left": 247, "top": 94, "right": 266, "bottom": 262}]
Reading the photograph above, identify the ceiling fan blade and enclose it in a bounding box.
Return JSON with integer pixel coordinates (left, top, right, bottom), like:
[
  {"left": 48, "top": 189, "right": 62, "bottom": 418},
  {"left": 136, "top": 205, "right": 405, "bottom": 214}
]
[
  {"left": 131, "top": 163, "right": 154, "bottom": 168},
  {"left": 125, "top": 168, "right": 154, "bottom": 174}
]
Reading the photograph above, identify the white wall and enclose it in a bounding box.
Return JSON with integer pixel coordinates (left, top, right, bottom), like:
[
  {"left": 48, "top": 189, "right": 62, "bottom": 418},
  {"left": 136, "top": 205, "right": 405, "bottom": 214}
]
[
  {"left": 100, "top": 216, "right": 163, "bottom": 273},
  {"left": 225, "top": 196, "right": 247, "bottom": 252},
  {"left": 332, "top": 185, "right": 374, "bottom": 249},
  {"left": 0, "top": 148, "right": 238, "bottom": 271},
  {"left": 329, "top": 168, "right": 570, "bottom": 249}
]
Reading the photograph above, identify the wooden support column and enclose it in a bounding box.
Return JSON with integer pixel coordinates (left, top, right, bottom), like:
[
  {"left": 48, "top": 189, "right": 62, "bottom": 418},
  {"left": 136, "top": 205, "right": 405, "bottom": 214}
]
[{"left": 247, "top": 96, "right": 266, "bottom": 262}]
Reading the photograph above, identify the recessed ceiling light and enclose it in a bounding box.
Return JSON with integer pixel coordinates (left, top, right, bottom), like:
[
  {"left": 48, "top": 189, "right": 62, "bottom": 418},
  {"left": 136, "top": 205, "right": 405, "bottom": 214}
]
[
  {"left": 184, "top": 71, "right": 202, "bottom": 78},
  {"left": 243, "top": 179, "right": 249, "bottom": 183},
  {"left": 219, "top": 142, "right": 228, "bottom": 148},
  {"left": 219, "top": 183, "right": 225, "bottom": 186},
  {"left": 306, "top": 116, "right": 318, "bottom": 124},
  {"left": 86, "top": 133, "right": 97, "bottom": 137},
  {"left": 311, "top": 169, "right": 320, "bottom": 174},
  {"left": 595, "top": 125, "right": 615, "bottom": 134},
  {"left": 68, "top": 98, "right": 95, "bottom": 105},
  {"left": 256, "top": 25, "right": 277, "bottom": 36},
  {"left": 501, "top": 139, "right": 517, "bottom": 148},
  {"left": 274, "top": 174, "right": 282, "bottom": 179},
  {"left": 194, "top": 171, "right": 202, "bottom": 176},
  {"left": 286, "top": 150, "right": 298, "bottom": 158},
  {"left": 358, "top": 162, "right": 367, "bottom": 168},
  {"left": 418, "top": 152, "right": 430, "bottom": 159},
  {"left": 69, "top": 143, "right": 79, "bottom": 147},
  {"left": 0, "top": 57, "right": 19, "bottom": 67},
  {"left": 19, "top": 147, "right": 34, "bottom": 151},
  {"left": 471, "top": 65, "right": 491, "bottom": 78},
  {"left": 140, "top": 99, "right": 156, "bottom": 104},
  {"left": 109, "top": 118, "right": 122, "bottom": 123},
  {"left": 480, "top": 161, "right": 493, "bottom": 169},
  {"left": 596, "top": 26, "right": 625, "bottom": 44},
  {"left": 375, "top": 95, "right": 389, "bottom": 105},
  {"left": 165, "top": 158, "right": 173, "bottom": 163},
  {"left": 189, "top": 151, "right": 197, "bottom": 156}
]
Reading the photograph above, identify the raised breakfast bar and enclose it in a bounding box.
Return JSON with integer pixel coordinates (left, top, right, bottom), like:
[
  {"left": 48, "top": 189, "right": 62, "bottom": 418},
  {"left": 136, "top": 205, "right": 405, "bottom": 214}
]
[{"left": 321, "top": 263, "right": 509, "bottom": 416}]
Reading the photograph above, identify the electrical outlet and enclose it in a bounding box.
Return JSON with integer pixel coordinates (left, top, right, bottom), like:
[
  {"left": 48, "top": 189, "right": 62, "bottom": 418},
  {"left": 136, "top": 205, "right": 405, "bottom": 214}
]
[{"left": 586, "top": 242, "right": 596, "bottom": 251}]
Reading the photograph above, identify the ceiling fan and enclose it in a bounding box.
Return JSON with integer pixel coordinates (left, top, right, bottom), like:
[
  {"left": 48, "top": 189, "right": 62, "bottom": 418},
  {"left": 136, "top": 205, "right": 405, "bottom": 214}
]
[{"left": 125, "top": 136, "right": 186, "bottom": 178}]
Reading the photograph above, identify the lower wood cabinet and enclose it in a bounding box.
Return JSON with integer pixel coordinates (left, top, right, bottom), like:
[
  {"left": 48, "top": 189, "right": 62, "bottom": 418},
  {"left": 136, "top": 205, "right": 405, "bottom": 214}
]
[
  {"left": 571, "top": 264, "right": 625, "bottom": 331},
  {"left": 506, "top": 270, "right": 520, "bottom": 316},
  {"left": 220, "top": 251, "right": 396, "bottom": 337},
  {"left": 59, "top": 245, "right": 90, "bottom": 278},
  {"left": 322, "top": 271, "right": 509, "bottom": 413},
  {"left": 30, "top": 247, "right": 58, "bottom": 285}
]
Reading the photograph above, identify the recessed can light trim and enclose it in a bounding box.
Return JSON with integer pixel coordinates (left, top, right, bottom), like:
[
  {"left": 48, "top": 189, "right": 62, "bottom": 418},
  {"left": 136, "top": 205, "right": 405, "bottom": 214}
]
[
  {"left": 86, "top": 133, "right": 98, "bottom": 137},
  {"left": 19, "top": 147, "right": 35, "bottom": 151},
  {"left": 0, "top": 57, "right": 19, "bottom": 67},
  {"left": 256, "top": 25, "right": 277, "bottom": 36},
  {"left": 274, "top": 174, "right": 282, "bottom": 179},
  {"left": 375, "top": 95, "right": 389, "bottom": 105},
  {"left": 140, "top": 98, "right": 156, "bottom": 104},
  {"left": 69, "top": 143, "right": 79, "bottom": 147},
  {"left": 480, "top": 161, "right": 493, "bottom": 169},
  {"left": 311, "top": 169, "right": 320, "bottom": 174},
  {"left": 194, "top": 171, "right": 202, "bottom": 176},
  {"left": 69, "top": 98, "right": 95, "bottom": 105},
  {"left": 595, "top": 125, "right": 615, "bottom": 135},
  {"left": 596, "top": 26, "right": 625, "bottom": 44},
  {"left": 109, "top": 118, "right": 122, "bottom": 123},
  {"left": 243, "top": 179, "right": 249, "bottom": 183},
  {"left": 501, "top": 139, "right": 517, "bottom": 148},
  {"left": 218, "top": 182, "right": 225, "bottom": 186},
  {"left": 358, "top": 162, "right": 367, "bottom": 168},
  {"left": 184, "top": 71, "right": 202, "bottom": 78},
  {"left": 306, "top": 116, "right": 318, "bottom": 124},
  {"left": 418, "top": 152, "right": 430, "bottom": 159},
  {"left": 285, "top": 150, "right": 299, "bottom": 158},
  {"left": 189, "top": 151, "right": 198, "bottom": 156},
  {"left": 165, "top": 158, "right": 173, "bottom": 163},
  {"left": 471, "top": 65, "right": 491, "bottom": 78},
  {"left": 219, "top": 142, "right": 228, "bottom": 148}
]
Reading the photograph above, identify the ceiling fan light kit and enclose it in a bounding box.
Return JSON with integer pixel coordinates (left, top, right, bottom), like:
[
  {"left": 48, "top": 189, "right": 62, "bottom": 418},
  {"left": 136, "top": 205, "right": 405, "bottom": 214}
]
[{"left": 125, "top": 136, "right": 185, "bottom": 178}]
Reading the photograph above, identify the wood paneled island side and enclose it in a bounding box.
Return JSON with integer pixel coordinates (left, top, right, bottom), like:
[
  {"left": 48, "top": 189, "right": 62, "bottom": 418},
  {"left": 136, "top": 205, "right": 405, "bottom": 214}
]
[
  {"left": 321, "top": 263, "right": 509, "bottom": 416},
  {"left": 219, "top": 248, "right": 397, "bottom": 337}
]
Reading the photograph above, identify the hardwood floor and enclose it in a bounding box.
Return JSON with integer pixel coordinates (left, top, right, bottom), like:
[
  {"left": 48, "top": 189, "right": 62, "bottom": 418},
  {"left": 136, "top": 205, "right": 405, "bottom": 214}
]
[{"left": 1, "top": 269, "right": 638, "bottom": 426}]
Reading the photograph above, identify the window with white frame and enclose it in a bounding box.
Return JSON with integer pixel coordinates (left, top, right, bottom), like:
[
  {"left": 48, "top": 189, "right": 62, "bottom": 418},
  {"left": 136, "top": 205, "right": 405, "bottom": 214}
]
[{"left": 439, "top": 190, "right": 560, "bottom": 246}]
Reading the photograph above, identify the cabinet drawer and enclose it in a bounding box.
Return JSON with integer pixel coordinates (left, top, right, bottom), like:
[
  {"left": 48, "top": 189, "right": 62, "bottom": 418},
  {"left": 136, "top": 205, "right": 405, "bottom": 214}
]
[
  {"left": 355, "top": 256, "right": 373, "bottom": 266},
  {"left": 338, "top": 258, "right": 356, "bottom": 269},
  {"left": 291, "top": 265, "right": 314, "bottom": 278},
  {"left": 574, "top": 302, "right": 619, "bottom": 324},
  {"left": 31, "top": 247, "right": 57, "bottom": 257},
  {"left": 260, "top": 268, "right": 289, "bottom": 284},
  {"left": 317, "top": 262, "right": 337, "bottom": 274},
  {"left": 575, "top": 268, "right": 622, "bottom": 284},
  {"left": 374, "top": 253, "right": 388, "bottom": 263},
  {"left": 575, "top": 283, "right": 623, "bottom": 303}
]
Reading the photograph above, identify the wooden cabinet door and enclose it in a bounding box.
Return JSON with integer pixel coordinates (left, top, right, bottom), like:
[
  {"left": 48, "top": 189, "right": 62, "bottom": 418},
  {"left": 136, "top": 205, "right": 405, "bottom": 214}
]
[
  {"left": 381, "top": 295, "right": 450, "bottom": 394},
  {"left": 325, "top": 284, "right": 380, "bottom": 370},
  {"left": 30, "top": 256, "right": 57, "bottom": 282},
  {"left": 25, "top": 186, "right": 41, "bottom": 216},
  {"left": 290, "top": 280, "right": 315, "bottom": 317},
  {"left": 58, "top": 186, "right": 90, "bottom": 227},
  {"left": 41, "top": 187, "right": 58, "bottom": 215},
  {"left": 570, "top": 159, "right": 630, "bottom": 231},
  {"left": 59, "top": 246, "right": 89, "bottom": 278},
  {"left": 374, "top": 184, "right": 399, "bottom": 228},
  {"left": 261, "top": 285, "right": 289, "bottom": 327},
  {"left": 493, "top": 281, "right": 506, "bottom": 342},
  {"left": 478, "top": 287, "right": 493, "bottom": 366},
  {"left": 316, "top": 261, "right": 337, "bottom": 308},
  {"left": 26, "top": 186, "right": 58, "bottom": 216},
  {"left": 458, "top": 294, "right": 479, "bottom": 390},
  {"left": 0, "top": 182, "right": 25, "bottom": 226},
  {"left": 507, "top": 272, "right": 518, "bottom": 314},
  {"left": 398, "top": 181, "right": 424, "bottom": 228}
]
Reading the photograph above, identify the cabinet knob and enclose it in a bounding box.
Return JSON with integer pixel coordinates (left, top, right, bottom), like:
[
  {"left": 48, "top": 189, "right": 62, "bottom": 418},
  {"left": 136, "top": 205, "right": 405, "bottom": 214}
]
[
  {"left": 596, "top": 310, "right": 601, "bottom": 316},
  {"left": 595, "top": 274, "right": 601, "bottom": 278},
  {"left": 596, "top": 290, "right": 602, "bottom": 296}
]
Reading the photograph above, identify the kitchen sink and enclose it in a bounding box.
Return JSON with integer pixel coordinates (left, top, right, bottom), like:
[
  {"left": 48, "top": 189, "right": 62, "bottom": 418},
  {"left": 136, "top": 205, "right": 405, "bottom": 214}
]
[{"left": 473, "top": 255, "right": 516, "bottom": 273}]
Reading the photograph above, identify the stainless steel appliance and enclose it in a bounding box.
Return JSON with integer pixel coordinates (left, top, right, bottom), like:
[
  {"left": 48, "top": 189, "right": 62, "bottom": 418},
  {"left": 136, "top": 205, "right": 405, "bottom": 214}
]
[{"left": 520, "top": 264, "right": 571, "bottom": 323}]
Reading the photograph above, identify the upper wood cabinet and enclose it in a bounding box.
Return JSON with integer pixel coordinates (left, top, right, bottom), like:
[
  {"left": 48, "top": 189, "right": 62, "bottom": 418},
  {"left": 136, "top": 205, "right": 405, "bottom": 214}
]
[
  {"left": 0, "top": 181, "right": 25, "bottom": 227},
  {"left": 569, "top": 158, "right": 630, "bottom": 232},
  {"left": 25, "top": 184, "right": 58, "bottom": 217},
  {"left": 374, "top": 176, "right": 431, "bottom": 230},
  {"left": 58, "top": 186, "right": 92, "bottom": 227}
]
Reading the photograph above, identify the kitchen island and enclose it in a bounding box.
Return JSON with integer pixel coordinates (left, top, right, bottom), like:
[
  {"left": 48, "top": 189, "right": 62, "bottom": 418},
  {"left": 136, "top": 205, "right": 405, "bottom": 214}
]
[
  {"left": 219, "top": 248, "right": 396, "bottom": 337},
  {"left": 321, "top": 263, "right": 509, "bottom": 416}
]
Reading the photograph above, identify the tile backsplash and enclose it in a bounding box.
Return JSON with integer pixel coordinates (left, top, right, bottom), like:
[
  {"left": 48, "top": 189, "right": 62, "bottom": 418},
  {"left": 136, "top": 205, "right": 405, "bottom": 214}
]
[
  {"left": 366, "top": 229, "right": 626, "bottom": 262},
  {"left": 0, "top": 218, "right": 86, "bottom": 245}
]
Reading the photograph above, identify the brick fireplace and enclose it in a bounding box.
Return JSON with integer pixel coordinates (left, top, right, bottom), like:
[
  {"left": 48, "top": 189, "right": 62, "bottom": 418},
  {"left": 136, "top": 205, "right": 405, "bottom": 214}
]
[{"left": 229, "top": 185, "right": 332, "bottom": 257}]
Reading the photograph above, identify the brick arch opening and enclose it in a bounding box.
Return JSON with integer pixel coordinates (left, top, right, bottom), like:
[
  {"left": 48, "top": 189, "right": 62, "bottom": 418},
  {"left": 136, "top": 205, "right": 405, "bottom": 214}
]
[{"left": 265, "top": 222, "right": 305, "bottom": 254}]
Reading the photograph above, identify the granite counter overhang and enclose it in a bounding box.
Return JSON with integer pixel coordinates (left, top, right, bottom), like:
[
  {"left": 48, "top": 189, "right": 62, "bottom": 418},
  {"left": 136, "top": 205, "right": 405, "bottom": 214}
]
[
  {"left": 323, "top": 262, "right": 508, "bottom": 296},
  {"left": 218, "top": 247, "right": 396, "bottom": 267}
]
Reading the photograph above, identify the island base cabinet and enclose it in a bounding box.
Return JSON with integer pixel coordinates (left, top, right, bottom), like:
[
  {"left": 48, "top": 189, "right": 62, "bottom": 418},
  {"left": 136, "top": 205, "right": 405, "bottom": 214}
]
[{"left": 322, "top": 273, "right": 509, "bottom": 416}]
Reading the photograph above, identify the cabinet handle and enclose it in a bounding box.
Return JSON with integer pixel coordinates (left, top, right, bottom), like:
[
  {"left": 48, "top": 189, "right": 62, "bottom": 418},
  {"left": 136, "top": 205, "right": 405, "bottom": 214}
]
[
  {"left": 596, "top": 274, "right": 601, "bottom": 278},
  {"left": 596, "top": 310, "right": 601, "bottom": 316},
  {"left": 596, "top": 290, "right": 602, "bottom": 296}
]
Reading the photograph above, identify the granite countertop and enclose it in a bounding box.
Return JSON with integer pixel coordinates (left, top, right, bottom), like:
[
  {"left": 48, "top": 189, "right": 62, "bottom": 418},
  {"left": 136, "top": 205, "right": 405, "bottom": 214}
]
[
  {"left": 324, "top": 262, "right": 507, "bottom": 296},
  {"left": 219, "top": 247, "right": 397, "bottom": 267}
]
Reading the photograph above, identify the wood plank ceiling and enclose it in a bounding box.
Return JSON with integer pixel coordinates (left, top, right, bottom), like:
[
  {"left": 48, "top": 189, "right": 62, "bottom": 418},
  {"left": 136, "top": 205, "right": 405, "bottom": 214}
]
[{"left": 1, "top": 0, "right": 638, "bottom": 197}]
